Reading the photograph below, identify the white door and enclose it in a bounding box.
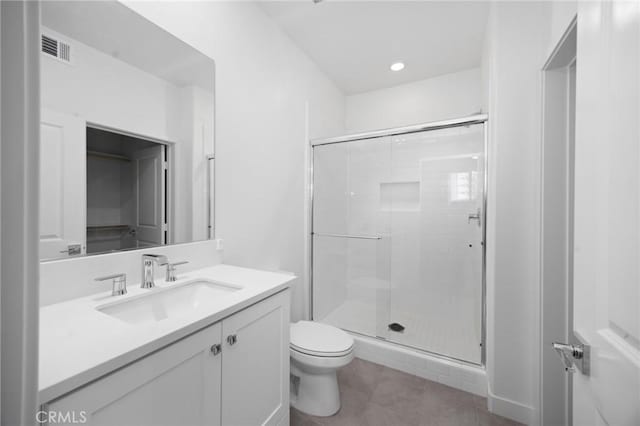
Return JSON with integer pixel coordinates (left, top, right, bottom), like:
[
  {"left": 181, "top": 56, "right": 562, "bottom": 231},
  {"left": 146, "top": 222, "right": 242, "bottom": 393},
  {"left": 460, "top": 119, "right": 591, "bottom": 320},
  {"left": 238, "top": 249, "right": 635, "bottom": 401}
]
[
  {"left": 47, "top": 322, "right": 223, "bottom": 426},
  {"left": 132, "top": 145, "right": 165, "bottom": 247},
  {"left": 221, "top": 290, "right": 290, "bottom": 426},
  {"left": 39, "top": 109, "right": 85, "bottom": 259},
  {"left": 572, "top": 1, "right": 640, "bottom": 424}
]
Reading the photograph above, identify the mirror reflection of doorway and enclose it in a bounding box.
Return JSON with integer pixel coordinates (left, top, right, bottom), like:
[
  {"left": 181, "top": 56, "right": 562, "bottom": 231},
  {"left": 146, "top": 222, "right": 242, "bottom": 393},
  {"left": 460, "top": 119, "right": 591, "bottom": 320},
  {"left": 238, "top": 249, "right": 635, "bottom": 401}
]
[{"left": 86, "top": 126, "right": 168, "bottom": 254}]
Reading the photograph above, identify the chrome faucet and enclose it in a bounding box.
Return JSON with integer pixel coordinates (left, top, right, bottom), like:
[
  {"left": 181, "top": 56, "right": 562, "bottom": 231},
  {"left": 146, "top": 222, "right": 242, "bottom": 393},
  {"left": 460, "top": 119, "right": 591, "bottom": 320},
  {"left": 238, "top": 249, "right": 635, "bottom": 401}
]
[
  {"left": 141, "top": 254, "right": 168, "bottom": 289},
  {"left": 166, "top": 260, "right": 189, "bottom": 282}
]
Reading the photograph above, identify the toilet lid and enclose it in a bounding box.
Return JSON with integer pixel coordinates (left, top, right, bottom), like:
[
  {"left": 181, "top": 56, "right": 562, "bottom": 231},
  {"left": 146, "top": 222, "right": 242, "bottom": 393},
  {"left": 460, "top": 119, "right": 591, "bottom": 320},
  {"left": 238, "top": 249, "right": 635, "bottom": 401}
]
[{"left": 290, "top": 321, "right": 354, "bottom": 357}]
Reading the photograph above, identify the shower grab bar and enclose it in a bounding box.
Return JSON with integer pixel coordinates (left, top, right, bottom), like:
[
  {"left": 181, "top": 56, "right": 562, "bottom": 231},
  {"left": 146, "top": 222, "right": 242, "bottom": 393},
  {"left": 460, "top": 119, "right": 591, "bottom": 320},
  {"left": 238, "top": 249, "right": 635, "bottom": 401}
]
[{"left": 312, "top": 232, "right": 382, "bottom": 240}]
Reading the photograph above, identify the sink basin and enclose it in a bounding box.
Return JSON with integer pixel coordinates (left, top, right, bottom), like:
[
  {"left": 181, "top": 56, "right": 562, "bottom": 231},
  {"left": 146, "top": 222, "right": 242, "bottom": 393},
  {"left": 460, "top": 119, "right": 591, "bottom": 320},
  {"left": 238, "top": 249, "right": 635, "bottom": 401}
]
[{"left": 97, "top": 279, "right": 241, "bottom": 325}]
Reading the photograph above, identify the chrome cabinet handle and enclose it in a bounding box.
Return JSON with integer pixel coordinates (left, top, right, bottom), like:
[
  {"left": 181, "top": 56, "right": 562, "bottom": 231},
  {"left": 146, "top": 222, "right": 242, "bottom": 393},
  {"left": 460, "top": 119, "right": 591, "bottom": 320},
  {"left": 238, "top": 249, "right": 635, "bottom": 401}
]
[
  {"left": 210, "top": 343, "right": 222, "bottom": 355},
  {"left": 226, "top": 334, "right": 237, "bottom": 346}
]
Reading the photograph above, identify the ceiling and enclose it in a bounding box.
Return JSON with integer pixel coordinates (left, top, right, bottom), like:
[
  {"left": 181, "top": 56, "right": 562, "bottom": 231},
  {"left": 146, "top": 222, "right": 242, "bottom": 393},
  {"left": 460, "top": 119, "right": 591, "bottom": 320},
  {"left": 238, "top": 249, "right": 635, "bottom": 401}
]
[
  {"left": 259, "top": 1, "right": 490, "bottom": 95},
  {"left": 41, "top": 1, "right": 215, "bottom": 91}
]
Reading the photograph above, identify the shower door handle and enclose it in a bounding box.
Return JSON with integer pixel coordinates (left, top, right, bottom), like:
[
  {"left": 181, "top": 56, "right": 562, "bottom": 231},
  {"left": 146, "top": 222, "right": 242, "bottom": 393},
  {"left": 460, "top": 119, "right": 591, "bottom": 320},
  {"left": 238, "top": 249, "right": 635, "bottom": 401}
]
[
  {"left": 467, "top": 209, "right": 481, "bottom": 226},
  {"left": 312, "top": 232, "right": 382, "bottom": 240}
]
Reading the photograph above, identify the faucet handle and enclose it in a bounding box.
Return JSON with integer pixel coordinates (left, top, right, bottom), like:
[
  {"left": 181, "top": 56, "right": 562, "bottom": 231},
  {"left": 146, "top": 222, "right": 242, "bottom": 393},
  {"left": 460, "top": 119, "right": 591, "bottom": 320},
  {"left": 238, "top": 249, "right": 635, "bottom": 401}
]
[
  {"left": 166, "top": 261, "right": 189, "bottom": 282},
  {"left": 95, "top": 273, "right": 127, "bottom": 296}
]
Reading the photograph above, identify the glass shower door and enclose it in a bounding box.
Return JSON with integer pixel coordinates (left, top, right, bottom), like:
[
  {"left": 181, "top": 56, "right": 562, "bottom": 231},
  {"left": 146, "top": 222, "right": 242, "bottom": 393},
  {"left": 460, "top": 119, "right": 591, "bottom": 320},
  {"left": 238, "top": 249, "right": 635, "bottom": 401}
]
[
  {"left": 385, "top": 124, "right": 485, "bottom": 364},
  {"left": 312, "top": 137, "right": 391, "bottom": 339},
  {"left": 312, "top": 122, "right": 485, "bottom": 364}
]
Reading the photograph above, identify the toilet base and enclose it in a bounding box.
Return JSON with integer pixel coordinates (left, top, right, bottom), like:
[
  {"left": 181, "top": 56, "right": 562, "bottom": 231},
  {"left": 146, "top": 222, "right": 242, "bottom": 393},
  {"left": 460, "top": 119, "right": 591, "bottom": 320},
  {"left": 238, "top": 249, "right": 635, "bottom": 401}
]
[{"left": 290, "top": 363, "right": 341, "bottom": 417}]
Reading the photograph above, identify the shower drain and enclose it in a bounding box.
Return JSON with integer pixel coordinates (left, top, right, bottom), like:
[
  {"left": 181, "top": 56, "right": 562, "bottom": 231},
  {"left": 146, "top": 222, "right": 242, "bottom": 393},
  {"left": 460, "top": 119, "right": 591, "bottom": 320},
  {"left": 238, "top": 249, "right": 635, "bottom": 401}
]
[{"left": 388, "top": 322, "right": 405, "bottom": 333}]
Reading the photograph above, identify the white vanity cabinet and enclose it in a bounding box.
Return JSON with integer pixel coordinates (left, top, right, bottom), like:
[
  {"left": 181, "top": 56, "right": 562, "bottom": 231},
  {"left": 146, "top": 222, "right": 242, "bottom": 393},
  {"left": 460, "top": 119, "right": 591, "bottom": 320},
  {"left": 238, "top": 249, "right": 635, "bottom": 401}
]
[
  {"left": 221, "top": 289, "right": 289, "bottom": 426},
  {"left": 45, "top": 290, "right": 290, "bottom": 426}
]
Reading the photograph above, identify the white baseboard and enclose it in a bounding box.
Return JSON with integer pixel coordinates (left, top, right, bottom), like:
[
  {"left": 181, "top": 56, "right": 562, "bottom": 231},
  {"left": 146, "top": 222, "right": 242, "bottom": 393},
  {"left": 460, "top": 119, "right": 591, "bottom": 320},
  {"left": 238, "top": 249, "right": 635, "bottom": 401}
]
[{"left": 487, "top": 386, "right": 534, "bottom": 425}]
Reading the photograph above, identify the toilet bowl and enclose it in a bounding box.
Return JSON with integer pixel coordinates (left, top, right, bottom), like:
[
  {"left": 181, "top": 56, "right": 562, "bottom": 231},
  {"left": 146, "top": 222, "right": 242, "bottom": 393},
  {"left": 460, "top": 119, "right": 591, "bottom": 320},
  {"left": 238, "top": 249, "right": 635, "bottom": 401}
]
[{"left": 289, "top": 321, "right": 354, "bottom": 417}]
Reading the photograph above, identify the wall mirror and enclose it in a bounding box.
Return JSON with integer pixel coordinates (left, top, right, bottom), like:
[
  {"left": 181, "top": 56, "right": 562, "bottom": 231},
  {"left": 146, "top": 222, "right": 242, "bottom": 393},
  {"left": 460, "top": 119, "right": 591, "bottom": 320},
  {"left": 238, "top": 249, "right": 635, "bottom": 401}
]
[{"left": 39, "top": 1, "right": 215, "bottom": 261}]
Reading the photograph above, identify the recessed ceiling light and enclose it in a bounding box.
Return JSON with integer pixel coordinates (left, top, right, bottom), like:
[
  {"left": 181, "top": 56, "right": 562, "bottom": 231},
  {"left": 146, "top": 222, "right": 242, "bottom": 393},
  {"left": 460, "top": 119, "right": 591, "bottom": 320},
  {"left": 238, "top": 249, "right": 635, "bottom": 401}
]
[{"left": 390, "top": 62, "right": 405, "bottom": 72}]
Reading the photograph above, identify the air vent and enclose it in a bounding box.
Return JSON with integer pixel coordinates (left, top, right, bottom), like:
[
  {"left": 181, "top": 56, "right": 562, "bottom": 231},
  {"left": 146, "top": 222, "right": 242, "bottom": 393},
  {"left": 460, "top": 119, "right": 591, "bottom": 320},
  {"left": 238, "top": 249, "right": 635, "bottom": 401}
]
[
  {"left": 41, "top": 34, "right": 71, "bottom": 64},
  {"left": 41, "top": 34, "right": 57, "bottom": 56}
]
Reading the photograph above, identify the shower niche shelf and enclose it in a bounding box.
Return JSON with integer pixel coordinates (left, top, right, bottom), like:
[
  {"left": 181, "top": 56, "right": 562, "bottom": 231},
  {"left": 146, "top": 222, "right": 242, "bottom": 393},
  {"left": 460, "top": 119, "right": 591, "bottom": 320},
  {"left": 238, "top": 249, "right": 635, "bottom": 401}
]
[{"left": 379, "top": 181, "right": 420, "bottom": 212}]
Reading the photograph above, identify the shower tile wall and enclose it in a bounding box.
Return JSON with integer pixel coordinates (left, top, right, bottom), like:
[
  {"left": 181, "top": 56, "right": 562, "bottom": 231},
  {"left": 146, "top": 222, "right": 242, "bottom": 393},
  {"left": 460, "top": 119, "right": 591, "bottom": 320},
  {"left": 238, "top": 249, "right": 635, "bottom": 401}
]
[
  {"left": 386, "top": 127, "right": 483, "bottom": 363},
  {"left": 344, "top": 139, "right": 391, "bottom": 339},
  {"left": 313, "top": 138, "right": 391, "bottom": 336},
  {"left": 313, "top": 124, "right": 484, "bottom": 364}
]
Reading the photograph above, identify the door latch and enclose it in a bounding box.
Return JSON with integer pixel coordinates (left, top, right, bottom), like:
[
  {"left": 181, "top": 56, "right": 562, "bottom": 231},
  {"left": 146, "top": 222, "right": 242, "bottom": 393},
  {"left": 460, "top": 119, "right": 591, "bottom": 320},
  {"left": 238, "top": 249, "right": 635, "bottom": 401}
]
[{"left": 552, "top": 336, "right": 590, "bottom": 375}]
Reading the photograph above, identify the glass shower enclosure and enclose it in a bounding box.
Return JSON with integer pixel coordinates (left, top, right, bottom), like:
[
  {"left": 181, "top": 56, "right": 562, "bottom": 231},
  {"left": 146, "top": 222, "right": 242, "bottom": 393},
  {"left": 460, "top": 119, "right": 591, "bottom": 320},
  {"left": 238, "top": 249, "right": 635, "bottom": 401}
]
[{"left": 311, "top": 117, "right": 486, "bottom": 365}]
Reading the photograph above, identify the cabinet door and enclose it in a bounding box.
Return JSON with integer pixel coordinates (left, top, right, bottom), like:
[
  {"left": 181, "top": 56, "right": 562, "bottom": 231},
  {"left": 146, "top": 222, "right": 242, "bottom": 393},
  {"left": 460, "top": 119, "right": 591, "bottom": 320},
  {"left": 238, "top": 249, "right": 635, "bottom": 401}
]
[
  {"left": 47, "top": 322, "right": 222, "bottom": 426},
  {"left": 221, "top": 290, "right": 290, "bottom": 426}
]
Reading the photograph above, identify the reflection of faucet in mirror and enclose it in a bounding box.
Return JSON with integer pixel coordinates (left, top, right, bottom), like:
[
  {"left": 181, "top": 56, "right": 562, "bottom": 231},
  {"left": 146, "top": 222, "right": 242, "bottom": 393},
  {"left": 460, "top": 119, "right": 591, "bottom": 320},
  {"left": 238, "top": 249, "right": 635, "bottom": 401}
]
[{"left": 141, "top": 254, "right": 168, "bottom": 289}]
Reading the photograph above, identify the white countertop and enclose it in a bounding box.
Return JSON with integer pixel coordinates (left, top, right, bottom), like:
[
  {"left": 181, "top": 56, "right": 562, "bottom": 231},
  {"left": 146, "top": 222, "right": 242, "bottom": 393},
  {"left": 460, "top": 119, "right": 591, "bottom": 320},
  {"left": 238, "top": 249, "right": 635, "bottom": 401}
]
[{"left": 39, "top": 264, "right": 295, "bottom": 403}]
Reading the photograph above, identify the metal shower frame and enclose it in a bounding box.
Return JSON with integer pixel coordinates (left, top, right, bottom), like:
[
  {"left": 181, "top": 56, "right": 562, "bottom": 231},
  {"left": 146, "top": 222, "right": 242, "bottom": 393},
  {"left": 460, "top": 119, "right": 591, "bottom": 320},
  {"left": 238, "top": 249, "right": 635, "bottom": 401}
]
[{"left": 308, "top": 113, "right": 489, "bottom": 367}]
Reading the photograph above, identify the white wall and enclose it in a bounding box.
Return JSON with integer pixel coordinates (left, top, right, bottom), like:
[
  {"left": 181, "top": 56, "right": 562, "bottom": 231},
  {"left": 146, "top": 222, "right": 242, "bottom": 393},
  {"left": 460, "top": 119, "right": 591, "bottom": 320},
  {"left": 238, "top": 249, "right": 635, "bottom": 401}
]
[
  {"left": 41, "top": 27, "right": 180, "bottom": 143},
  {"left": 122, "top": 1, "right": 346, "bottom": 322},
  {"left": 548, "top": 1, "right": 577, "bottom": 57},
  {"left": 0, "top": 5, "right": 3, "bottom": 414},
  {"left": 480, "top": 12, "right": 493, "bottom": 115},
  {"left": 483, "top": 2, "right": 552, "bottom": 424},
  {"left": 345, "top": 68, "right": 482, "bottom": 133},
  {"left": 481, "top": 3, "right": 578, "bottom": 424},
  {"left": 1, "top": 2, "right": 40, "bottom": 422},
  {"left": 540, "top": 3, "right": 577, "bottom": 426}
]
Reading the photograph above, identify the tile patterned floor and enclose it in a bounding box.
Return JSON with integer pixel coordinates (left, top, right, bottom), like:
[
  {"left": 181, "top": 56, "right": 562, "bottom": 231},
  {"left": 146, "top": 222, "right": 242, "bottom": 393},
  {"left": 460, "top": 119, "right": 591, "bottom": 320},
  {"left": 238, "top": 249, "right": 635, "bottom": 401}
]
[{"left": 290, "top": 358, "right": 523, "bottom": 426}]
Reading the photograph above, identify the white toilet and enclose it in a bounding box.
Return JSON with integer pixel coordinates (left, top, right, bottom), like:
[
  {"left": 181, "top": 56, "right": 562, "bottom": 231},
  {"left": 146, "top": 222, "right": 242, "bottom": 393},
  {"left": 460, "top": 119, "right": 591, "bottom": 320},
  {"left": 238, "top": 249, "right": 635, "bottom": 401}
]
[{"left": 289, "top": 321, "right": 355, "bottom": 416}]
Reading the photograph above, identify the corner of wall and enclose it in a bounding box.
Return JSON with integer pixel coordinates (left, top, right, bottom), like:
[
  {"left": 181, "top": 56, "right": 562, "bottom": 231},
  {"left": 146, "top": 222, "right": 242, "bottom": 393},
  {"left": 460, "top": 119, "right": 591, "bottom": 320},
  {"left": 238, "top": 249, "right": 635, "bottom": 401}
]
[
  {"left": 1, "top": 1, "right": 41, "bottom": 422},
  {"left": 487, "top": 385, "right": 535, "bottom": 425},
  {"left": 483, "top": 2, "right": 553, "bottom": 424}
]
